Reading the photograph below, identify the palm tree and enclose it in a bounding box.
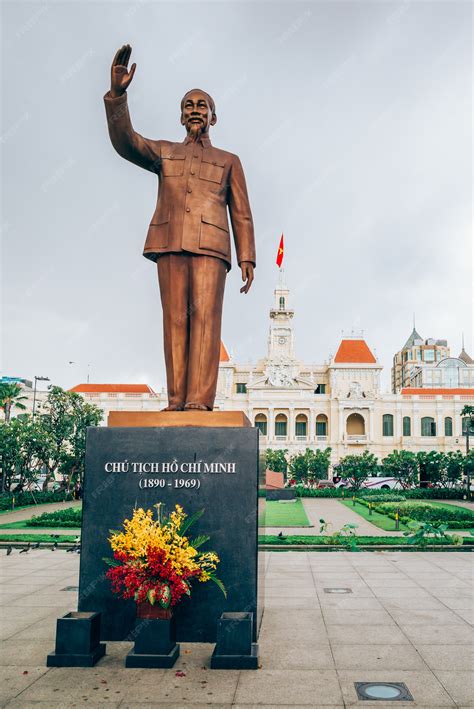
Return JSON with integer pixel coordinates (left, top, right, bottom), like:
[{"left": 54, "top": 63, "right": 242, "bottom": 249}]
[{"left": 0, "top": 382, "right": 28, "bottom": 423}]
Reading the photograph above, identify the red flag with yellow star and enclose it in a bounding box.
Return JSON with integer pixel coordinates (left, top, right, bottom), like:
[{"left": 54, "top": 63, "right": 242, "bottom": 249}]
[{"left": 276, "top": 234, "right": 284, "bottom": 268}]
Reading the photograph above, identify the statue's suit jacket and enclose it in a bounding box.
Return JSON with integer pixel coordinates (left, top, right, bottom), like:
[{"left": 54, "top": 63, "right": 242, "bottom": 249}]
[{"left": 103, "top": 91, "right": 256, "bottom": 271}]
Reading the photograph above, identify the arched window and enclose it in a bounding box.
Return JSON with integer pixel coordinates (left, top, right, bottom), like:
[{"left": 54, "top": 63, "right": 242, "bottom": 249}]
[
  {"left": 275, "top": 413, "right": 288, "bottom": 437},
  {"left": 403, "top": 416, "right": 411, "bottom": 437},
  {"left": 279, "top": 296, "right": 285, "bottom": 310},
  {"left": 254, "top": 413, "right": 267, "bottom": 436},
  {"left": 421, "top": 416, "right": 436, "bottom": 437},
  {"left": 295, "top": 414, "right": 307, "bottom": 437},
  {"left": 444, "top": 417, "right": 453, "bottom": 437},
  {"left": 346, "top": 413, "right": 365, "bottom": 435},
  {"left": 382, "top": 414, "right": 394, "bottom": 436},
  {"left": 316, "top": 414, "right": 328, "bottom": 437}
]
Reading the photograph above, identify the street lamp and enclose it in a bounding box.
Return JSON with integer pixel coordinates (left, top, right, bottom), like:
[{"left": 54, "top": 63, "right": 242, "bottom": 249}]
[
  {"left": 32, "top": 376, "right": 50, "bottom": 418},
  {"left": 68, "top": 361, "right": 92, "bottom": 383},
  {"left": 461, "top": 408, "right": 474, "bottom": 502}
]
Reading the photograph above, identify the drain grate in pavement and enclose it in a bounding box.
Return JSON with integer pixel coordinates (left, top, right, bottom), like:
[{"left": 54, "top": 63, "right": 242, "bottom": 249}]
[
  {"left": 355, "top": 682, "right": 413, "bottom": 701},
  {"left": 60, "top": 586, "right": 78, "bottom": 592},
  {"left": 323, "top": 588, "right": 352, "bottom": 594}
]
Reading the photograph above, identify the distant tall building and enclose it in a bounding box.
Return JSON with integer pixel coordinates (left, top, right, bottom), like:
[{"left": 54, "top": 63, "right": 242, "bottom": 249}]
[{"left": 391, "top": 326, "right": 450, "bottom": 392}]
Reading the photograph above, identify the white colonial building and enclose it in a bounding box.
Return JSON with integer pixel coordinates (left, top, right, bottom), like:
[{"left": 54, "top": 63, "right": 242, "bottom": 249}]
[{"left": 65, "top": 278, "right": 474, "bottom": 464}]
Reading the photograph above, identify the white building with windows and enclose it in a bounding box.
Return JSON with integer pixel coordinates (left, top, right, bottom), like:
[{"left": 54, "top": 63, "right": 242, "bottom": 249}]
[
  {"left": 213, "top": 278, "right": 474, "bottom": 462},
  {"left": 68, "top": 278, "right": 474, "bottom": 464},
  {"left": 391, "top": 328, "right": 451, "bottom": 392}
]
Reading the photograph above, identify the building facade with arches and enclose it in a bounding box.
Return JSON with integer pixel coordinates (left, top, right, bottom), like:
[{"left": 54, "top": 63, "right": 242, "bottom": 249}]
[{"left": 214, "top": 279, "right": 474, "bottom": 463}]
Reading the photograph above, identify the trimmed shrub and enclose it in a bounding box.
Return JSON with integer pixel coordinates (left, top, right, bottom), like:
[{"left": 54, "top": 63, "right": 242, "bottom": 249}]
[
  {"left": 259, "top": 534, "right": 474, "bottom": 546},
  {"left": 0, "top": 490, "right": 74, "bottom": 511},
  {"left": 290, "top": 486, "right": 466, "bottom": 500},
  {"left": 27, "top": 507, "right": 82, "bottom": 528},
  {"left": 375, "top": 502, "right": 474, "bottom": 524}
]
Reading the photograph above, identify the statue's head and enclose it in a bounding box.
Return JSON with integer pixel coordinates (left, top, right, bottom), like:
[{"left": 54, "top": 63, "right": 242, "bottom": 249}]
[{"left": 180, "top": 89, "right": 217, "bottom": 137}]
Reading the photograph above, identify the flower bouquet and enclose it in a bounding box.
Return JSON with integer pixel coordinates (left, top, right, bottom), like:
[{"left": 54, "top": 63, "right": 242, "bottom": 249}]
[{"left": 104, "top": 504, "right": 226, "bottom": 619}]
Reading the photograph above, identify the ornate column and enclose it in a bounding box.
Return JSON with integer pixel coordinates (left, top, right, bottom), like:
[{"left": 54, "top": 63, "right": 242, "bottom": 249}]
[
  {"left": 289, "top": 406, "right": 295, "bottom": 444},
  {"left": 268, "top": 408, "right": 274, "bottom": 443},
  {"left": 247, "top": 406, "right": 254, "bottom": 427},
  {"left": 368, "top": 408, "right": 374, "bottom": 442},
  {"left": 454, "top": 401, "right": 462, "bottom": 436},
  {"left": 309, "top": 408, "right": 316, "bottom": 444},
  {"left": 436, "top": 402, "right": 443, "bottom": 438},
  {"left": 396, "top": 405, "right": 402, "bottom": 441}
]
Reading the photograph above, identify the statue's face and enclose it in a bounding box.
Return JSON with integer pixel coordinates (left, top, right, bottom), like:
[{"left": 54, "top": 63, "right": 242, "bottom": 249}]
[{"left": 181, "top": 90, "right": 216, "bottom": 136}]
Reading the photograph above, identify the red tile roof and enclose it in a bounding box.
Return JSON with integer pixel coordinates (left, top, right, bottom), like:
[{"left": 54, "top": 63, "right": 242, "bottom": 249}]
[
  {"left": 70, "top": 384, "right": 155, "bottom": 394},
  {"left": 401, "top": 388, "right": 474, "bottom": 396},
  {"left": 220, "top": 341, "right": 230, "bottom": 362},
  {"left": 334, "top": 339, "right": 376, "bottom": 364}
]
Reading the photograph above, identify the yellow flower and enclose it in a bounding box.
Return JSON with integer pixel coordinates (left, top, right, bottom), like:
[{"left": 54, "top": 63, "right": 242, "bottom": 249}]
[{"left": 108, "top": 505, "right": 221, "bottom": 582}]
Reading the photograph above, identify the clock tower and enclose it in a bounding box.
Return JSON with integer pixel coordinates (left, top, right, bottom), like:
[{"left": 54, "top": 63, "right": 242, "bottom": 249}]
[{"left": 268, "top": 271, "right": 295, "bottom": 360}]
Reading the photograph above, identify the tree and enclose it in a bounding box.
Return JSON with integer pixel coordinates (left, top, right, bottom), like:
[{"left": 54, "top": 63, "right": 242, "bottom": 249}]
[
  {"left": 381, "top": 450, "right": 418, "bottom": 489},
  {"left": 0, "top": 383, "right": 28, "bottom": 423},
  {"left": 443, "top": 451, "right": 464, "bottom": 488},
  {"left": 36, "top": 386, "right": 103, "bottom": 490},
  {"left": 59, "top": 398, "right": 103, "bottom": 488},
  {"left": 265, "top": 449, "right": 288, "bottom": 473},
  {"left": 0, "top": 417, "right": 48, "bottom": 492},
  {"left": 288, "top": 448, "right": 332, "bottom": 485},
  {"left": 334, "top": 450, "right": 378, "bottom": 492},
  {"left": 417, "top": 451, "right": 445, "bottom": 487},
  {"left": 463, "top": 449, "right": 474, "bottom": 478}
]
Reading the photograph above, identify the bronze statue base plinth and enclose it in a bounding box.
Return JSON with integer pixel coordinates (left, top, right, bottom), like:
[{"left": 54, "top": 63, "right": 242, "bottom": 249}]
[{"left": 107, "top": 411, "right": 251, "bottom": 428}]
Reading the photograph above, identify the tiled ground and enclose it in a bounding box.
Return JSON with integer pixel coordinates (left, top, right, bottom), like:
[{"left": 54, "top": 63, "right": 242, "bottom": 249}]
[{"left": 0, "top": 549, "right": 472, "bottom": 707}]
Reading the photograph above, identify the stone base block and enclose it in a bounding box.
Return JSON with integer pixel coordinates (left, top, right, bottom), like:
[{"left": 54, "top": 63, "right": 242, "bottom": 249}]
[
  {"left": 47, "top": 643, "right": 106, "bottom": 667},
  {"left": 210, "top": 643, "right": 259, "bottom": 670},
  {"left": 125, "top": 644, "right": 180, "bottom": 668}
]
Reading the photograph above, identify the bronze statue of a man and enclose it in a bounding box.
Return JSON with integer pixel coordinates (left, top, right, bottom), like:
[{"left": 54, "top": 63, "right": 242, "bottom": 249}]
[{"left": 104, "top": 45, "right": 256, "bottom": 411}]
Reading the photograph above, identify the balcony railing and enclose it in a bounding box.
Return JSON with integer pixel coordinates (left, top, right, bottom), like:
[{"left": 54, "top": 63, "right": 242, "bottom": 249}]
[
  {"left": 295, "top": 435, "right": 308, "bottom": 441},
  {"left": 346, "top": 434, "right": 367, "bottom": 442},
  {"left": 275, "top": 435, "right": 288, "bottom": 441},
  {"left": 316, "top": 435, "right": 328, "bottom": 442}
]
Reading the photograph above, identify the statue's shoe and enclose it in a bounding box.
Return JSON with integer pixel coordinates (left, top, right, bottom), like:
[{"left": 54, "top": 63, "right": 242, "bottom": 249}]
[
  {"left": 184, "top": 403, "right": 210, "bottom": 411},
  {"left": 161, "top": 404, "right": 185, "bottom": 411}
]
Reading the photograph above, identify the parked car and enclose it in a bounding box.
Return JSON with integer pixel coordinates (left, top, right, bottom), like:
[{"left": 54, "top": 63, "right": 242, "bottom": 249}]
[
  {"left": 333, "top": 476, "right": 402, "bottom": 490},
  {"left": 316, "top": 480, "right": 336, "bottom": 489}
]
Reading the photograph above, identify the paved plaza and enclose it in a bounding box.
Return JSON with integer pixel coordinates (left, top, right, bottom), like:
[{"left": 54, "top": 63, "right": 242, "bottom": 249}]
[{"left": 1, "top": 548, "right": 473, "bottom": 707}]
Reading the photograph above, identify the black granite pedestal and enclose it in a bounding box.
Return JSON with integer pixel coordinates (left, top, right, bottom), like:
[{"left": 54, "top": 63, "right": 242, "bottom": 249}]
[
  {"left": 125, "top": 616, "right": 179, "bottom": 668},
  {"left": 211, "top": 612, "right": 259, "bottom": 669},
  {"left": 78, "top": 425, "right": 263, "bottom": 643},
  {"left": 47, "top": 611, "right": 106, "bottom": 667}
]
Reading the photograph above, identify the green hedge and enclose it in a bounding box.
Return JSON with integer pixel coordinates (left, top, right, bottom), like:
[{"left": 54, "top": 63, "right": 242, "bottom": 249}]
[
  {"left": 259, "top": 534, "right": 474, "bottom": 546},
  {"left": 356, "top": 498, "right": 474, "bottom": 530},
  {"left": 290, "top": 486, "right": 466, "bottom": 500},
  {"left": 0, "top": 490, "right": 74, "bottom": 511},
  {"left": 27, "top": 507, "right": 82, "bottom": 527},
  {"left": 376, "top": 502, "right": 474, "bottom": 525}
]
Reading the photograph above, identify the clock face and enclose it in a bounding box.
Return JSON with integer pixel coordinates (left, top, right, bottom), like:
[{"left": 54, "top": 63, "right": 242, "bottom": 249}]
[{"left": 278, "top": 337, "right": 287, "bottom": 345}]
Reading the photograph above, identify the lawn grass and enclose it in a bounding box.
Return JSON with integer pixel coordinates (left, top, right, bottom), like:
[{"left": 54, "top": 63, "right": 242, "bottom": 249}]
[
  {"left": 0, "top": 533, "right": 79, "bottom": 543},
  {"left": 259, "top": 499, "right": 311, "bottom": 527},
  {"left": 0, "top": 504, "right": 35, "bottom": 515},
  {"left": 0, "top": 520, "right": 32, "bottom": 529},
  {"left": 340, "top": 499, "right": 409, "bottom": 532}
]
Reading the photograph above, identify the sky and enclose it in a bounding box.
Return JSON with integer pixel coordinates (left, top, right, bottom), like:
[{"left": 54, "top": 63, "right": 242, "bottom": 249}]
[{"left": 2, "top": 0, "right": 472, "bottom": 394}]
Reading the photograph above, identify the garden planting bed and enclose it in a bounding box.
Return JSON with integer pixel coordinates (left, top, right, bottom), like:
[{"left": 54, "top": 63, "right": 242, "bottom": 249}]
[
  {"left": 353, "top": 497, "right": 474, "bottom": 531},
  {"left": 0, "top": 506, "right": 82, "bottom": 529}
]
